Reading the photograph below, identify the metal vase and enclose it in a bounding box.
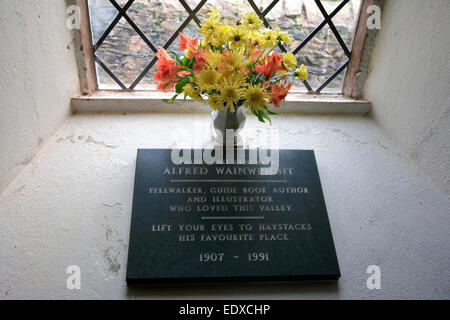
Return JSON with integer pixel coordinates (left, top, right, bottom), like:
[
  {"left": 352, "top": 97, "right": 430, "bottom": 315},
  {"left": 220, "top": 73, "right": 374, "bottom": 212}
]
[{"left": 211, "top": 106, "right": 246, "bottom": 146}]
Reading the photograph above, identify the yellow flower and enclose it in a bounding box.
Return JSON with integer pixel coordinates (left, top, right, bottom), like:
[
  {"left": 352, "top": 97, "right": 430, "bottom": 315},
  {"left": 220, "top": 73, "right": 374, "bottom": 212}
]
[
  {"left": 244, "top": 85, "right": 269, "bottom": 111},
  {"left": 283, "top": 52, "right": 297, "bottom": 69},
  {"left": 295, "top": 64, "right": 308, "bottom": 81},
  {"left": 207, "top": 6, "right": 221, "bottom": 20},
  {"left": 241, "top": 12, "right": 263, "bottom": 31},
  {"left": 259, "top": 29, "right": 278, "bottom": 49},
  {"left": 205, "top": 51, "right": 222, "bottom": 70},
  {"left": 196, "top": 68, "right": 220, "bottom": 92},
  {"left": 220, "top": 71, "right": 246, "bottom": 88},
  {"left": 208, "top": 94, "right": 222, "bottom": 111},
  {"left": 219, "top": 51, "right": 248, "bottom": 77},
  {"left": 202, "top": 24, "right": 229, "bottom": 48},
  {"left": 183, "top": 84, "right": 204, "bottom": 103},
  {"left": 276, "top": 70, "right": 291, "bottom": 76},
  {"left": 247, "top": 31, "right": 261, "bottom": 47},
  {"left": 274, "top": 28, "right": 293, "bottom": 45},
  {"left": 217, "top": 78, "right": 246, "bottom": 112},
  {"left": 200, "top": 17, "right": 221, "bottom": 39},
  {"left": 211, "top": 24, "right": 230, "bottom": 47},
  {"left": 228, "top": 26, "right": 248, "bottom": 51}
]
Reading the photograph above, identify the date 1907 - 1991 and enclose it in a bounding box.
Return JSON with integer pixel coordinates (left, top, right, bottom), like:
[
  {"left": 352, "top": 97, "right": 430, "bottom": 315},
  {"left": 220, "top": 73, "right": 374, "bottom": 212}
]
[{"left": 199, "top": 252, "right": 269, "bottom": 262}]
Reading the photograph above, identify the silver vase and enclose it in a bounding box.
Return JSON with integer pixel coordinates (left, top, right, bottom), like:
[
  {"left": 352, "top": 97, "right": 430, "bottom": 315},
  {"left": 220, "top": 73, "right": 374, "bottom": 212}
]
[{"left": 211, "top": 106, "right": 246, "bottom": 146}]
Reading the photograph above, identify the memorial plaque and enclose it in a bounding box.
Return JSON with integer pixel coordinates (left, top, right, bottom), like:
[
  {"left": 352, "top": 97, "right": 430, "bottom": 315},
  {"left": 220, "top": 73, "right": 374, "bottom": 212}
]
[{"left": 126, "top": 149, "right": 340, "bottom": 284}]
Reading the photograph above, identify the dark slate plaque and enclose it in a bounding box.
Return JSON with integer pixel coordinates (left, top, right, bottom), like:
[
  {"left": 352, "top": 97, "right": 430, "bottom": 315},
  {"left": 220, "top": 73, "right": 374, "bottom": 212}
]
[{"left": 126, "top": 149, "right": 340, "bottom": 284}]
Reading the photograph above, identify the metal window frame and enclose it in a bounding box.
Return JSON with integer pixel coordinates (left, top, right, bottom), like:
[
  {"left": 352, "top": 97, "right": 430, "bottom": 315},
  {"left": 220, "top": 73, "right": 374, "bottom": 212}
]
[{"left": 73, "top": 0, "right": 381, "bottom": 98}]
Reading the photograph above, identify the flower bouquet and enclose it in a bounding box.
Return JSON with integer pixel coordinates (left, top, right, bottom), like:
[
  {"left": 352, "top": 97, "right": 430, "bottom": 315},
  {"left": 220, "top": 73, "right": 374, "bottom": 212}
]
[{"left": 153, "top": 7, "right": 308, "bottom": 124}]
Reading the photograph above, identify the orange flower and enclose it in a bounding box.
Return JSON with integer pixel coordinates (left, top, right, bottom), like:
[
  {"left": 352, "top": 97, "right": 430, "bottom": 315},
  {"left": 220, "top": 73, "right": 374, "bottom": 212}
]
[
  {"left": 192, "top": 50, "right": 207, "bottom": 74},
  {"left": 179, "top": 32, "right": 199, "bottom": 52},
  {"left": 153, "top": 67, "right": 175, "bottom": 83},
  {"left": 154, "top": 48, "right": 190, "bottom": 92},
  {"left": 153, "top": 49, "right": 178, "bottom": 85},
  {"left": 249, "top": 49, "right": 265, "bottom": 64},
  {"left": 179, "top": 32, "right": 200, "bottom": 59},
  {"left": 268, "top": 80, "right": 292, "bottom": 107},
  {"left": 241, "top": 49, "right": 265, "bottom": 73},
  {"left": 156, "top": 82, "right": 175, "bottom": 92},
  {"left": 180, "top": 33, "right": 206, "bottom": 73},
  {"left": 179, "top": 32, "right": 188, "bottom": 51},
  {"left": 255, "top": 52, "right": 287, "bottom": 78},
  {"left": 155, "top": 48, "right": 176, "bottom": 67},
  {"left": 154, "top": 68, "right": 177, "bottom": 92}
]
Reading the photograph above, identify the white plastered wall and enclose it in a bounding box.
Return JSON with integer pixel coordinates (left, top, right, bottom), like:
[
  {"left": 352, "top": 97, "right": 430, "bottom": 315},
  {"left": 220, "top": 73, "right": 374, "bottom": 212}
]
[
  {"left": 0, "top": 0, "right": 80, "bottom": 191},
  {"left": 363, "top": 0, "right": 450, "bottom": 198}
]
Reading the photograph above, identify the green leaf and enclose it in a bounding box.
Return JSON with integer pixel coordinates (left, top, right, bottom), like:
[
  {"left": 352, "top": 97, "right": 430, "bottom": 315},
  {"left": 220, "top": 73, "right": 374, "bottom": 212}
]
[
  {"left": 162, "top": 80, "right": 177, "bottom": 89},
  {"left": 168, "top": 93, "right": 179, "bottom": 103},
  {"left": 188, "top": 56, "right": 196, "bottom": 69},
  {"left": 181, "top": 57, "right": 190, "bottom": 66},
  {"left": 265, "top": 107, "right": 278, "bottom": 115},
  {"left": 175, "top": 77, "right": 190, "bottom": 94},
  {"left": 256, "top": 110, "right": 264, "bottom": 123},
  {"left": 167, "top": 51, "right": 180, "bottom": 58},
  {"left": 261, "top": 113, "right": 272, "bottom": 125}
]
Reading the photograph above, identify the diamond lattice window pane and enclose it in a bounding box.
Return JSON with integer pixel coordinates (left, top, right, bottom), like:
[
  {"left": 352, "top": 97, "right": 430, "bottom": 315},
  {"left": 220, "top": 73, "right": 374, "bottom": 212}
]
[
  {"left": 295, "top": 24, "right": 347, "bottom": 91},
  {"left": 185, "top": 0, "right": 201, "bottom": 8},
  {"left": 95, "top": 61, "right": 122, "bottom": 89},
  {"left": 88, "top": 0, "right": 362, "bottom": 91},
  {"left": 88, "top": 0, "right": 118, "bottom": 44},
  {"left": 95, "top": 17, "right": 155, "bottom": 88},
  {"left": 115, "top": 0, "right": 130, "bottom": 7},
  {"left": 126, "top": 1, "right": 189, "bottom": 49},
  {"left": 322, "top": 0, "right": 354, "bottom": 14},
  {"left": 331, "top": 0, "right": 361, "bottom": 48}
]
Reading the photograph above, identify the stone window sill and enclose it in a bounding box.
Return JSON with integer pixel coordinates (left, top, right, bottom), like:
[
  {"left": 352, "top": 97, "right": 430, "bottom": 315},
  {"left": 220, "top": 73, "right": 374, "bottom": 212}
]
[{"left": 71, "top": 91, "right": 371, "bottom": 114}]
